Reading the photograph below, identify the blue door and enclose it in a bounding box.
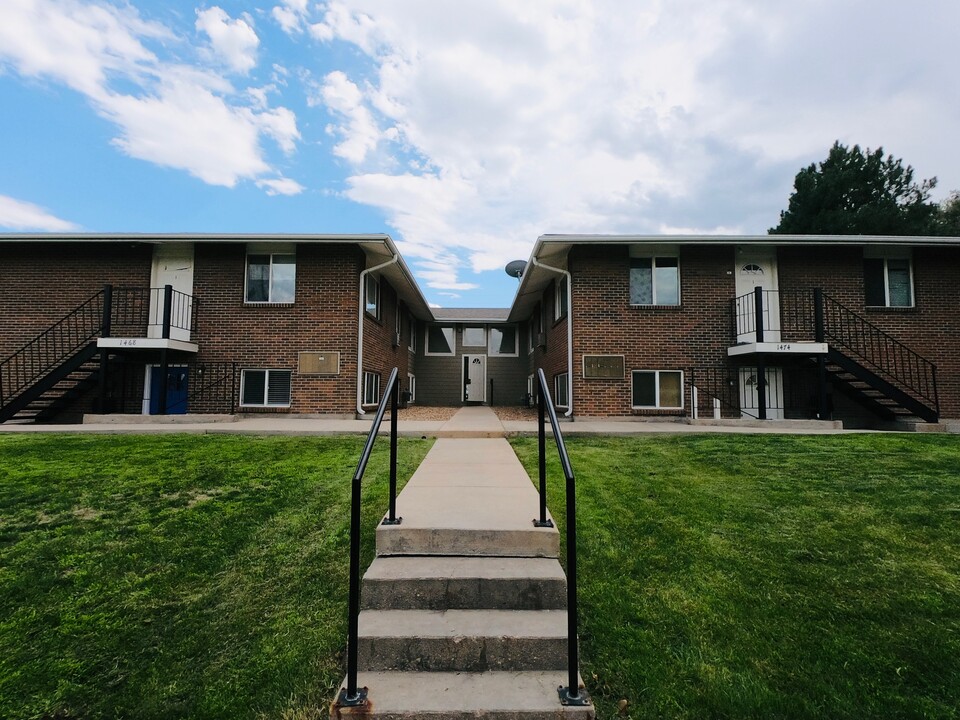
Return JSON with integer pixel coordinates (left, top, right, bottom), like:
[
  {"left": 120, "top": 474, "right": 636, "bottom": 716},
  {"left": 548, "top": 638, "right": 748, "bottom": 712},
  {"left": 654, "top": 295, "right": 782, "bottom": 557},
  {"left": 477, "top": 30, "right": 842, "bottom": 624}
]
[{"left": 150, "top": 366, "right": 189, "bottom": 414}]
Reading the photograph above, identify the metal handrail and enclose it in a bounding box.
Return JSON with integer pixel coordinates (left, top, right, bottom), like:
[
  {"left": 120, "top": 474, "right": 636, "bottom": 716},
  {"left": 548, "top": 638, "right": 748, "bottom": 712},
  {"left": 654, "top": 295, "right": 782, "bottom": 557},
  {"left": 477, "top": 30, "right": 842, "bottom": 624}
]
[
  {"left": 535, "top": 368, "right": 590, "bottom": 707},
  {"left": 338, "top": 367, "right": 400, "bottom": 709}
]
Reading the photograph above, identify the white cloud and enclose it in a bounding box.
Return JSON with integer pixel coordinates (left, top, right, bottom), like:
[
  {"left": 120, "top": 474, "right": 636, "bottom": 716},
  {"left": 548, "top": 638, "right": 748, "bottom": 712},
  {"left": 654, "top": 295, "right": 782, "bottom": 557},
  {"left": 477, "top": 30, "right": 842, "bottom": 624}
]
[
  {"left": 0, "top": 0, "right": 301, "bottom": 193},
  {"left": 195, "top": 7, "right": 259, "bottom": 74},
  {"left": 302, "top": 0, "right": 960, "bottom": 294},
  {"left": 256, "top": 177, "right": 306, "bottom": 195},
  {"left": 272, "top": 0, "right": 310, "bottom": 34},
  {"left": 0, "top": 195, "right": 79, "bottom": 231}
]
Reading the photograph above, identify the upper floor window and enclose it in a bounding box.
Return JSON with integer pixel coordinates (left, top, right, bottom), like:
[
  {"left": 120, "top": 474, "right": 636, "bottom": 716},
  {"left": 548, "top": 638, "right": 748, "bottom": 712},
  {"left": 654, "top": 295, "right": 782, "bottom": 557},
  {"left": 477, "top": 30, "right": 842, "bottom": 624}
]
[
  {"left": 630, "top": 256, "right": 679, "bottom": 306},
  {"left": 408, "top": 314, "right": 417, "bottom": 352},
  {"left": 864, "top": 256, "right": 913, "bottom": 307},
  {"left": 462, "top": 326, "right": 486, "bottom": 347},
  {"left": 489, "top": 326, "right": 518, "bottom": 356},
  {"left": 246, "top": 252, "right": 295, "bottom": 303},
  {"left": 528, "top": 306, "right": 542, "bottom": 353},
  {"left": 426, "top": 325, "right": 455, "bottom": 356},
  {"left": 365, "top": 275, "right": 380, "bottom": 319},
  {"left": 554, "top": 276, "right": 568, "bottom": 320}
]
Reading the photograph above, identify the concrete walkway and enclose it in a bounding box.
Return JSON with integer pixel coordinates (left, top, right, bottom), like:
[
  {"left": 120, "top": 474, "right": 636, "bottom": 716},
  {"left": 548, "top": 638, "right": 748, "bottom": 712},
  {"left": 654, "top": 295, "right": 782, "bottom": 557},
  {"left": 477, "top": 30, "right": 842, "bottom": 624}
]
[
  {"left": 377, "top": 437, "right": 559, "bottom": 557},
  {"left": 0, "top": 405, "right": 869, "bottom": 435}
]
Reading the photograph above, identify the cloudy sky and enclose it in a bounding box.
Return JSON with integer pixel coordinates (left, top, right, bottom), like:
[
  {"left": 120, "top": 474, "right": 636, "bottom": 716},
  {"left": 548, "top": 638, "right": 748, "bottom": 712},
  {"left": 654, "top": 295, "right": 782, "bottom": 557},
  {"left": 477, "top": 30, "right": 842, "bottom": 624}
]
[{"left": 1, "top": 0, "right": 958, "bottom": 307}]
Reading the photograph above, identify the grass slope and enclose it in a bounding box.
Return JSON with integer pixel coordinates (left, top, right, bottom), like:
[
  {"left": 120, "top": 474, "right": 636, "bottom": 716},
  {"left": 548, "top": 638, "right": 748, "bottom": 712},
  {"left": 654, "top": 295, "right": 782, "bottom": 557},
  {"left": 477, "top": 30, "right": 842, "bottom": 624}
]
[
  {"left": 511, "top": 434, "right": 960, "bottom": 720},
  {"left": 0, "top": 434, "right": 432, "bottom": 720}
]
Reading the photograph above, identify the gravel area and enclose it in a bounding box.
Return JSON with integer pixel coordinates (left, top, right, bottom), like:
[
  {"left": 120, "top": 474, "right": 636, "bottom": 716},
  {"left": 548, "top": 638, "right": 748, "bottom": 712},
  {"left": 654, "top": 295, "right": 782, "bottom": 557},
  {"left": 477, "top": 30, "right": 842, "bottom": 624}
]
[
  {"left": 492, "top": 406, "right": 538, "bottom": 422},
  {"left": 391, "top": 406, "right": 458, "bottom": 421}
]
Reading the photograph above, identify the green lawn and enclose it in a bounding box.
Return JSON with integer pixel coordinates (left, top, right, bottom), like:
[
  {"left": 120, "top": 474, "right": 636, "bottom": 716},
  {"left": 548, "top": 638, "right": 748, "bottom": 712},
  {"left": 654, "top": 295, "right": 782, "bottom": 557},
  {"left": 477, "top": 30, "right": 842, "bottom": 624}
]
[
  {"left": 2, "top": 433, "right": 959, "bottom": 719},
  {"left": 512, "top": 434, "right": 960, "bottom": 719},
  {"left": 0, "top": 434, "right": 432, "bottom": 720}
]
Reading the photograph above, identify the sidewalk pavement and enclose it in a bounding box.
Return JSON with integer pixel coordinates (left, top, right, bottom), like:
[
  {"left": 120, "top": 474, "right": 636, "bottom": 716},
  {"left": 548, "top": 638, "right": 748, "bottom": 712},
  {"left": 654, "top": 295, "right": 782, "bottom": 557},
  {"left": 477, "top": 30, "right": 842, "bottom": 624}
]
[{"left": 0, "top": 406, "right": 867, "bottom": 435}]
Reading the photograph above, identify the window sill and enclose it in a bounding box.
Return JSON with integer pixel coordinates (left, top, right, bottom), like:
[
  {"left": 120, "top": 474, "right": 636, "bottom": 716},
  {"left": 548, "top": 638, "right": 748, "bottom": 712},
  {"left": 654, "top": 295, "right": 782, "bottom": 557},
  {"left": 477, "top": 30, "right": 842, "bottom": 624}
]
[
  {"left": 365, "top": 311, "right": 383, "bottom": 324},
  {"left": 244, "top": 301, "right": 295, "bottom": 308},
  {"left": 865, "top": 305, "right": 917, "bottom": 313},
  {"left": 629, "top": 304, "right": 682, "bottom": 310}
]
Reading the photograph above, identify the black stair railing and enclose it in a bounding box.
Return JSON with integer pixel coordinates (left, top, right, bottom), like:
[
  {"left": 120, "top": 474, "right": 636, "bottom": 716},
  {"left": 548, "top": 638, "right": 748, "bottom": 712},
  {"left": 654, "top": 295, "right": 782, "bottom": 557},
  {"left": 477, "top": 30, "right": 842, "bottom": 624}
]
[
  {"left": 337, "top": 367, "right": 400, "bottom": 710},
  {"left": 816, "top": 289, "right": 939, "bottom": 414},
  {"left": 0, "top": 287, "right": 107, "bottom": 409},
  {"left": 535, "top": 368, "right": 591, "bottom": 707}
]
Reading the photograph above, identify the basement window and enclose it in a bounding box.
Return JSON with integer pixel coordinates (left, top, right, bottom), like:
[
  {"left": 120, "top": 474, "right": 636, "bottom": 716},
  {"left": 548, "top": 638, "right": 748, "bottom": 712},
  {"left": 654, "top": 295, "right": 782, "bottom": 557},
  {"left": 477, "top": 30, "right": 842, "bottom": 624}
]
[
  {"left": 241, "top": 369, "right": 292, "bottom": 407},
  {"left": 632, "top": 370, "right": 683, "bottom": 409},
  {"left": 363, "top": 371, "right": 381, "bottom": 406},
  {"left": 555, "top": 372, "right": 569, "bottom": 408}
]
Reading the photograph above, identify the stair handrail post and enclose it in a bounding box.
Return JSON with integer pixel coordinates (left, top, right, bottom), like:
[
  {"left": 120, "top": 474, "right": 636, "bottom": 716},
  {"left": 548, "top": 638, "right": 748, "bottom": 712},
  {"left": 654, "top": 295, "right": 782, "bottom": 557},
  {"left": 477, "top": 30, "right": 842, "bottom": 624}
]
[
  {"left": 754, "top": 286, "right": 765, "bottom": 343},
  {"left": 161, "top": 284, "right": 174, "bottom": 340},
  {"left": 535, "top": 368, "right": 590, "bottom": 707},
  {"left": 534, "top": 377, "right": 551, "bottom": 527},
  {"left": 337, "top": 366, "right": 400, "bottom": 710}
]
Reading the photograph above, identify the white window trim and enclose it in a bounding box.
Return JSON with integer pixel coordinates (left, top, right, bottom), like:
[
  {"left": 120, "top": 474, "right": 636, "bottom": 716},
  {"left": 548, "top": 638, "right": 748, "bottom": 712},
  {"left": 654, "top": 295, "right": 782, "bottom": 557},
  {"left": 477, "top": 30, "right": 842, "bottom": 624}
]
[
  {"left": 407, "top": 373, "right": 416, "bottom": 403},
  {"left": 629, "top": 255, "right": 681, "bottom": 306},
  {"left": 362, "top": 371, "right": 381, "bottom": 406},
  {"left": 244, "top": 251, "right": 296, "bottom": 304},
  {"left": 865, "top": 256, "right": 915, "bottom": 308},
  {"left": 408, "top": 314, "right": 417, "bottom": 352},
  {"left": 365, "top": 275, "right": 381, "bottom": 320},
  {"left": 554, "top": 277, "right": 568, "bottom": 320},
  {"left": 240, "top": 369, "right": 292, "bottom": 407},
  {"left": 528, "top": 312, "right": 541, "bottom": 354},
  {"left": 488, "top": 325, "right": 519, "bottom": 357},
  {"left": 631, "top": 370, "right": 685, "bottom": 410},
  {"left": 462, "top": 325, "right": 487, "bottom": 347},
  {"left": 425, "top": 325, "right": 456, "bottom": 356},
  {"left": 555, "top": 372, "right": 569, "bottom": 408}
]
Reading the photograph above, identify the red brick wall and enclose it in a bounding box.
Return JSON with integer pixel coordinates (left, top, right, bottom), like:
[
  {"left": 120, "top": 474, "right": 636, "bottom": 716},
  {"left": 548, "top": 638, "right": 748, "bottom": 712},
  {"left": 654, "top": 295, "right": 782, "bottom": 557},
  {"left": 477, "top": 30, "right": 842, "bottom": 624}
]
[
  {"left": 361, "top": 275, "right": 412, "bottom": 409},
  {"left": 0, "top": 242, "right": 152, "bottom": 354},
  {"left": 778, "top": 245, "right": 960, "bottom": 418},
  {"left": 565, "top": 244, "right": 734, "bottom": 417},
  {"left": 193, "top": 243, "right": 364, "bottom": 415}
]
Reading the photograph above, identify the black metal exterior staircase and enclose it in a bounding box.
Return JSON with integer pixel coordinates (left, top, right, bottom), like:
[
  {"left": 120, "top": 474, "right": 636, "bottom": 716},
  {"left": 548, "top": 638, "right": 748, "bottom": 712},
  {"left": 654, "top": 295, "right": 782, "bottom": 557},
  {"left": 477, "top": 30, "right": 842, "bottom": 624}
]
[{"left": 0, "top": 289, "right": 110, "bottom": 424}]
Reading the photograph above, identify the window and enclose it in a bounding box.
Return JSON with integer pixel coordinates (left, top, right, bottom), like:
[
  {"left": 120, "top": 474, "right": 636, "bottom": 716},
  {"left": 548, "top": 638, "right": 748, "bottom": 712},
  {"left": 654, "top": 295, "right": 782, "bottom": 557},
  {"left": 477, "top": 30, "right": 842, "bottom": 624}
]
[
  {"left": 395, "top": 303, "right": 402, "bottom": 335},
  {"left": 528, "top": 306, "right": 542, "bottom": 353},
  {"left": 408, "top": 314, "right": 417, "bottom": 352},
  {"left": 363, "top": 371, "right": 381, "bottom": 406},
  {"left": 527, "top": 374, "right": 536, "bottom": 406},
  {"left": 554, "top": 276, "right": 568, "bottom": 320},
  {"left": 463, "top": 326, "right": 486, "bottom": 347},
  {"left": 555, "top": 372, "right": 569, "bottom": 407},
  {"left": 240, "top": 369, "right": 291, "bottom": 407},
  {"left": 426, "top": 325, "right": 455, "bottom": 355},
  {"left": 407, "top": 373, "right": 416, "bottom": 403},
  {"left": 365, "top": 275, "right": 380, "bottom": 319},
  {"left": 632, "top": 370, "right": 683, "bottom": 409},
  {"left": 630, "top": 256, "right": 680, "bottom": 305},
  {"left": 864, "top": 257, "right": 913, "bottom": 307},
  {"left": 488, "top": 325, "right": 518, "bottom": 356},
  {"left": 245, "top": 253, "right": 295, "bottom": 303}
]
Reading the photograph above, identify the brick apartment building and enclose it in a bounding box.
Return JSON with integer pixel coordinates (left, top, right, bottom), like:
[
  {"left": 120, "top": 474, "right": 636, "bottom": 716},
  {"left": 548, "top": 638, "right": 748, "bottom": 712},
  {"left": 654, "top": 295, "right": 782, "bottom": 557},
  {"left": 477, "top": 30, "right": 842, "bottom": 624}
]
[{"left": 1, "top": 233, "right": 959, "bottom": 428}]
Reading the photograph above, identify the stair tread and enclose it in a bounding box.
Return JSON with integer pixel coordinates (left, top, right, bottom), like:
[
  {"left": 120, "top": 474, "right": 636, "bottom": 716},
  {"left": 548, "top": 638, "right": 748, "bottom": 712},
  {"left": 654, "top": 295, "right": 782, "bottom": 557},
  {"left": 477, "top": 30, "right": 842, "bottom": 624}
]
[
  {"left": 336, "top": 671, "right": 593, "bottom": 718},
  {"left": 365, "top": 556, "right": 565, "bottom": 581},
  {"left": 359, "top": 609, "right": 567, "bottom": 639}
]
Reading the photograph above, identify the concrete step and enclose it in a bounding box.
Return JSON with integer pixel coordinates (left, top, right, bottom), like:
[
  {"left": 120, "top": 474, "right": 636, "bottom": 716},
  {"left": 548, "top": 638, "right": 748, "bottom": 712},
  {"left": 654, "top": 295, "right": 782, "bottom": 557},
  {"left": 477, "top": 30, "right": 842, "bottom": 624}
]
[
  {"left": 357, "top": 609, "right": 568, "bottom": 671},
  {"left": 377, "top": 519, "right": 559, "bottom": 558},
  {"left": 332, "top": 671, "right": 594, "bottom": 719},
  {"left": 362, "top": 556, "right": 567, "bottom": 611}
]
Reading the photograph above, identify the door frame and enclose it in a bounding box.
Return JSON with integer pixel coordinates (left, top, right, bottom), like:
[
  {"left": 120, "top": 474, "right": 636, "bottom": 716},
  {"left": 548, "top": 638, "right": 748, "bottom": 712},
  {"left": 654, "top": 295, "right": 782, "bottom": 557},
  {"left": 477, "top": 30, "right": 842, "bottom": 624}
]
[
  {"left": 735, "top": 247, "right": 781, "bottom": 343},
  {"left": 461, "top": 354, "right": 487, "bottom": 403}
]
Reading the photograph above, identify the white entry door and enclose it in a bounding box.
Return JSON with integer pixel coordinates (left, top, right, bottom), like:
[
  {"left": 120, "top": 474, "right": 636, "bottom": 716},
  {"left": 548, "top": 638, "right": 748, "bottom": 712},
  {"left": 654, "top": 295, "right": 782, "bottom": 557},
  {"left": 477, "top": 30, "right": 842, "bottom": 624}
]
[
  {"left": 735, "top": 248, "right": 780, "bottom": 343},
  {"left": 738, "top": 367, "right": 785, "bottom": 420},
  {"left": 463, "top": 355, "right": 487, "bottom": 403},
  {"left": 149, "top": 243, "right": 195, "bottom": 341}
]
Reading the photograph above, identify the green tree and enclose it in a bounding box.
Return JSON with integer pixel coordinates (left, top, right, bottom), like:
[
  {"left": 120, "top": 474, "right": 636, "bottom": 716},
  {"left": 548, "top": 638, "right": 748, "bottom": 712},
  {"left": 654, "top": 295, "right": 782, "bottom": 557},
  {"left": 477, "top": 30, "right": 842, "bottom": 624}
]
[
  {"left": 770, "top": 141, "right": 938, "bottom": 235},
  {"left": 935, "top": 191, "right": 960, "bottom": 236}
]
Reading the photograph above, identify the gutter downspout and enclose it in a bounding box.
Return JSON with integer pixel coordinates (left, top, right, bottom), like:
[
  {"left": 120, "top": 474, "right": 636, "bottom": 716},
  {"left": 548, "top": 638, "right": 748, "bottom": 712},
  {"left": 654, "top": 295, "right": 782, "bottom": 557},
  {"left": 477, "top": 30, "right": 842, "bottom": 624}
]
[
  {"left": 530, "top": 256, "right": 574, "bottom": 417},
  {"left": 357, "top": 253, "right": 400, "bottom": 415}
]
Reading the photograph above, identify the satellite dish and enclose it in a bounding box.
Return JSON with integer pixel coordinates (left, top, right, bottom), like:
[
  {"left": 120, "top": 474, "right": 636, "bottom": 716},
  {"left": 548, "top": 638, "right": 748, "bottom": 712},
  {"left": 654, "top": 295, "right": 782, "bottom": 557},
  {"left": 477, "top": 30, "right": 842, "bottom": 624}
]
[{"left": 505, "top": 260, "right": 526, "bottom": 279}]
